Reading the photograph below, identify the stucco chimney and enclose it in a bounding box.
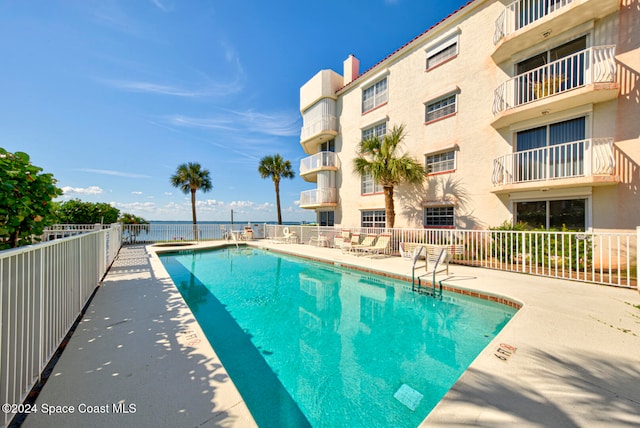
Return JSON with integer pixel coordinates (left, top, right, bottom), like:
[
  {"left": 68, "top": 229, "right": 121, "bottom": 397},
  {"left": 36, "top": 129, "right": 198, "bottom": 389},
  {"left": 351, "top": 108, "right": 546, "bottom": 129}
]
[{"left": 343, "top": 54, "right": 359, "bottom": 86}]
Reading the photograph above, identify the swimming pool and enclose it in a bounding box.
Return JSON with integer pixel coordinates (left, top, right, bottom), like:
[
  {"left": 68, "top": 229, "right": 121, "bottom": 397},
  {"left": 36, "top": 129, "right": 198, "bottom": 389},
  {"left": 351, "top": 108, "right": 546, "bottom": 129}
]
[{"left": 159, "top": 246, "right": 516, "bottom": 427}]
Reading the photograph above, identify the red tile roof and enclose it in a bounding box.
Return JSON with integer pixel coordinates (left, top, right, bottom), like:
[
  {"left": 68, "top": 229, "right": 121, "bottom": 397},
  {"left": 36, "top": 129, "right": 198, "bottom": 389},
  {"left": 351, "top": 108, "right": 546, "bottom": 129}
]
[{"left": 336, "top": 0, "right": 475, "bottom": 94}]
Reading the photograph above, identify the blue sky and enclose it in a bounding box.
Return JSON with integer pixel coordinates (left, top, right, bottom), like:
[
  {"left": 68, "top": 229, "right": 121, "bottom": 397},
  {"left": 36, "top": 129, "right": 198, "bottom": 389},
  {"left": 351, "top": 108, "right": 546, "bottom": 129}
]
[{"left": 1, "top": 0, "right": 469, "bottom": 222}]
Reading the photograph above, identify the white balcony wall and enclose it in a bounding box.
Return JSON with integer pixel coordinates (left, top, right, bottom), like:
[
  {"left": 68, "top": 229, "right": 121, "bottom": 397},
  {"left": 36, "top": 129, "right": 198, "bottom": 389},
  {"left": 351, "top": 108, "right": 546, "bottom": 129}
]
[
  {"left": 300, "top": 98, "right": 337, "bottom": 142},
  {"left": 493, "top": 46, "right": 616, "bottom": 114},
  {"left": 492, "top": 137, "right": 615, "bottom": 186},
  {"left": 299, "top": 152, "right": 341, "bottom": 175},
  {"left": 300, "top": 188, "right": 337, "bottom": 206}
]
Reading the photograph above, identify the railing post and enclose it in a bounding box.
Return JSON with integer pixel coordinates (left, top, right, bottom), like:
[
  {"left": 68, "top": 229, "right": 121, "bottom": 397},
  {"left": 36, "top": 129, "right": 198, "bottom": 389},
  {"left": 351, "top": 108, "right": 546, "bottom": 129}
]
[{"left": 637, "top": 226, "right": 639, "bottom": 293}]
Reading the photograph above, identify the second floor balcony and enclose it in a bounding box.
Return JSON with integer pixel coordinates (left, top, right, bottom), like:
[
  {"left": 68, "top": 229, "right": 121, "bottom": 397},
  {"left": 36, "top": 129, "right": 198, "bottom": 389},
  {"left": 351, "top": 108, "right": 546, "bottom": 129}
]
[
  {"left": 491, "top": 137, "right": 618, "bottom": 193},
  {"left": 299, "top": 152, "right": 340, "bottom": 182},
  {"left": 299, "top": 188, "right": 337, "bottom": 209},
  {"left": 492, "top": 46, "right": 618, "bottom": 128}
]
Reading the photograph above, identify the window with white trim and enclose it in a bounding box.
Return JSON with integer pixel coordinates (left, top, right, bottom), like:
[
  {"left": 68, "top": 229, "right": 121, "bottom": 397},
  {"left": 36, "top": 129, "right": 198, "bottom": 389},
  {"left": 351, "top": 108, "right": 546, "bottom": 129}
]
[
  {"left": 426, "top": 33, "right": 459, "bottom": 69},
  {"left": 361, "top": 172, "right": 383, "bottom": 195},
  {"left": 423, "top": 206, "right": 455, "bottom": 227},
  {"left": 361, "top": 210, "right": 386, "bottom": 228},
  {"left": 426, "top": 94, "right": 457, "bottom": 123},
  {"left": 426, "top": 150, "right": 456, "bottom": 174},
  {"left": 362, "top": 78, "right": 388, "bottom": 112},
  {"left": 362, "top": 122, "right": 387, "bottom": 141}
]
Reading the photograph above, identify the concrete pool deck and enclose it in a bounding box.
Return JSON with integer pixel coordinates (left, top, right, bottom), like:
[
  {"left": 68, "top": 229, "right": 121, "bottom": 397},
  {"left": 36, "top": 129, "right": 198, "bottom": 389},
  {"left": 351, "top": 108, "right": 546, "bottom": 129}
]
[{"left": 20, "top": 241, "right": 640, "bottom": 427}]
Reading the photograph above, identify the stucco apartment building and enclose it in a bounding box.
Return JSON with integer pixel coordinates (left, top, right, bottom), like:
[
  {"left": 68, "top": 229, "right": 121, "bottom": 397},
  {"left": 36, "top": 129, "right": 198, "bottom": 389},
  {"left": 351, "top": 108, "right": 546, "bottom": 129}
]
[{"left": 298, "top": 0, "right": 639, "bottom": 232}]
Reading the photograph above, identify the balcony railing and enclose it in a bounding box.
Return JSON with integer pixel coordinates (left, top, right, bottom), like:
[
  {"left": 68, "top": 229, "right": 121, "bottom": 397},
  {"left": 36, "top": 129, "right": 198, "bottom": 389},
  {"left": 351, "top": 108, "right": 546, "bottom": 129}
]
[
  {"left": 300, "top": 151, "right": 340, "bottom": 175},
  {"left": 300, "top": 188, "right": 337, "bottom": 207},
  {"left": 494, "top": 0, "right": 575, "bottom": 44},
  {"left": 300, "top": 115, "right": 338, "bottom": 142},
  {"left": 492, "top": 137, "right": 615, "bottom": 186},
  {"left": 493, "top": 46, "right": 616, "bottom": 115}
]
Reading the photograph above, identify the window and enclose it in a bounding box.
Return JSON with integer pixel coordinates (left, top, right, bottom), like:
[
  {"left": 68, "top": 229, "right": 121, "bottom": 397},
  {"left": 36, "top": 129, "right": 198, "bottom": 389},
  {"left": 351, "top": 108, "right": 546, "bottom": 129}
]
[
  {"left": 425, "top": 94, "right": 457, "bottom": 123},
  {"left": 361, "top": 172, "right": 383, "bottom": 195},
  {"left": 515, "top": 199, "right": 586, "bottom": 230},
  {"left": 362, "top": 122, "right": 387, "bottom": 141},
  {"left": 361, "top": 210, "right": 386, "bottom": 228},
  {"left": 515, "top": 117, "right": 586, "bottom": 181},
  {"left": 318, "top": 210, "right": 334, "bottom": 226},
  {"left": 362, "top": 78, "right": 388, "bottom": 112},
  {"left": 426, "top": 150, "right": 456, "bottom": 174},
  {"left": 515, "top": 36, "right": 587, "bottom": 103},
  {"left": 423, "top": 206, "right": 455, "bottom": 227},
  {"left": 319, "top": 139, "right": 335, "bottom": 152},
  {"left": 426, "top": 33, "right": 459, "bottom": 69}
]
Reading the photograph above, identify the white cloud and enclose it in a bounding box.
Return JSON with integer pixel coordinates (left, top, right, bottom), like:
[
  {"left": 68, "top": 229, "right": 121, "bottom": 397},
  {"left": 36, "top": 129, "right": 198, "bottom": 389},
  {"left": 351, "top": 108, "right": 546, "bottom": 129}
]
[
  {"left": 62, "top": 186, "right": 103, "bottom": 195},
  {"left": 132, "top": 191, "right": 143, "bottom": 195},
  {"left": 113, "top": 201, "right": 157, "bottom": 213},
  {"left": 150, "top": 0, "right": 173, "bottom": 12},
  {"left": 196, "top": 199, "right": 224, "bottom": 207},
  {"left": 77, "top": 168, "right": 151, "bottom": 179},
  {"left": 165, "top": 109, "right": 300, "bottom": 137}
]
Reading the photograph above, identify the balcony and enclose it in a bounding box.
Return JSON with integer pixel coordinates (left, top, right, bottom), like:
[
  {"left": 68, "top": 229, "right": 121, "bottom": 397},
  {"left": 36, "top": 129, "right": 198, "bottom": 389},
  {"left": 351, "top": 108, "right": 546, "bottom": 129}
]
[
  {"left": 492, "top": 0, "right": 620, "bottom": 63},
  {"left": 300, "top": 97, "right": 339, "bottom": 154},
  {"left": 491, "top": 137, "right": 618, "bottom": 193},
  {"left": 299, "top": 152, "right": 340, "bottom": 182},
  {"left": 492, "top": 46, "right": 618, "bottom": 128},
  {"left": 299, "top": 188, "right": 337, "bottom": 209}
]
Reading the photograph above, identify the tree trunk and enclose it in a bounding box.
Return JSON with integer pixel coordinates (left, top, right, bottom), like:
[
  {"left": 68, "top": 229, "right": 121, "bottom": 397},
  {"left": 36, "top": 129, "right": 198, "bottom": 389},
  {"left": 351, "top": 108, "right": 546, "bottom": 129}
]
[
  {"left": 275, "top": 182, "right": 282, "bottom": 225},
  {"left": 384, "top": 185, "right": 395, "bottom": 228},
  {"left": 191, "top": 189, "right": 198, "bottom": 240}
]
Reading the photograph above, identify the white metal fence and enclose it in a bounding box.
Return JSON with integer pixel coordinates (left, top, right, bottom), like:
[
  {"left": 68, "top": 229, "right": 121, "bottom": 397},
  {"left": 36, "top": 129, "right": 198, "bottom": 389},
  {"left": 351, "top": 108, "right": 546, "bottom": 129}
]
[
  {"left": 121, "top": 223, "right": 267, "bottom": 243},
  {"left": 264, "top": 224, "right": 638, "bottom": 289},
  {"left": 0, "top": 224, "right": 121, "bottom": 427}
]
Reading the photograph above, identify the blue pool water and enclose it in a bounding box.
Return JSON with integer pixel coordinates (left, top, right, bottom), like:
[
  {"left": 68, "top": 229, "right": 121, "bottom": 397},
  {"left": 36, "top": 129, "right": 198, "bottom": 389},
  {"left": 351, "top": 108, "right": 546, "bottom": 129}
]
[{"left": 159, "top": 247, "right": 515, "bottom": 427}]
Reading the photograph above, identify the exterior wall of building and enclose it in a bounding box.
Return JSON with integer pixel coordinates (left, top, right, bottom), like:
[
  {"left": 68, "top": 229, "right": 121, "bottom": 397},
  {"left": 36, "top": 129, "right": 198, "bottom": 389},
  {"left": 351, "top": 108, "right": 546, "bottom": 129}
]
[{"left": 300, "top": 0, "right": 640, "bottom": 231}]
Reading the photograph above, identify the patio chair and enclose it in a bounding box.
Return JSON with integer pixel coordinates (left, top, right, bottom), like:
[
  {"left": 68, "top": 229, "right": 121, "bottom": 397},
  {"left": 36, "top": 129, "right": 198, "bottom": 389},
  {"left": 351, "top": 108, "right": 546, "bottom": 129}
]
[
  {"left": 361, "top": 234, "right": 391, "bottom": 256},
  {"left": 399, "top": 242, "right": 419, "bottom": 261},
  {"left": 241, "top": 226, "right": 254, "bottom": 241},
  {"left": 350, "top": 234, "right": 377, "bottom": 253},
  {"left": 339, "top": 233, "right": 361, "bottom": 253},
  {"left": 283, "top": 227, "right": 298, "bottom": 243}
]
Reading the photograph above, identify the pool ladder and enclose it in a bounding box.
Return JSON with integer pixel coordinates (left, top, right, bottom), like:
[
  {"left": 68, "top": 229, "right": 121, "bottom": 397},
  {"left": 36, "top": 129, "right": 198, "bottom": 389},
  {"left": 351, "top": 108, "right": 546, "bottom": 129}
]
[{"left": 411, "top": 246, "right": 444, "bottom": 298}]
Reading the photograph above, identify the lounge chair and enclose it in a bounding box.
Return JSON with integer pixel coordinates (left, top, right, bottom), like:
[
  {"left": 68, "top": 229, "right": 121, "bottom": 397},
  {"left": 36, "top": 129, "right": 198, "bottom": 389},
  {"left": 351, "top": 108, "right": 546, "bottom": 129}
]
[
  {"left": 350, "top": 234, "right": 377, "bottom": 253},
  {"left": 340, "top": 233, "right": 361, "bottom": 253},
  {"left": 361, "top": 233, "right": 391, "bottom": 256}
]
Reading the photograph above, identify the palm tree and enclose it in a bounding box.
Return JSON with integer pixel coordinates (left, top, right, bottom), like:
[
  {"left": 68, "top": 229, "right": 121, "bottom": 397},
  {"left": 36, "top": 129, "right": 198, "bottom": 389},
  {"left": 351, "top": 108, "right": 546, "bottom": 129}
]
[
  {"left": 258, "top": 154, "right": 295, "bottom": 225},
  {"left": 353, "top": 124, "right": 425, "bottom": 228},
  {"left": 170, "top": 162, "right": 213, "bottom": 239}
]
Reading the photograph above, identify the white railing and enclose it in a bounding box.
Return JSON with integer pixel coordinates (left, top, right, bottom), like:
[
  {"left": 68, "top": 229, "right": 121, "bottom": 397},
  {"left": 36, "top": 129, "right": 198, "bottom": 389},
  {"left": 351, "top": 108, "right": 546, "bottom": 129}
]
[
  {"left": 264, "top": 225, "right": 638, "bottom": 289},
  {"left": 299, "top": 188, "right": 337, "bottom": 207},
  {"left": 300, "top": 115, "right": 338, "bottom": 142},
  {"left": 494, "top": 0, "right": 575, "bottom": 44},
  {"left": 300, "top": 152, "right": 341, "bottom": 175},
  {"left": 0, "top": 225, "right": 121, "bottom": 427},
  {"left": 493, "top": 46, "right": 617, "bottom": 114},
  {"left": 42, "top": 223, "right": 107, "bottom": 241},
  {"left": 121, "top": 223, "right": 268, "bottom": 243},
  {"left": 491, "top": 137, "right": 615, "bottom": 186}
]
